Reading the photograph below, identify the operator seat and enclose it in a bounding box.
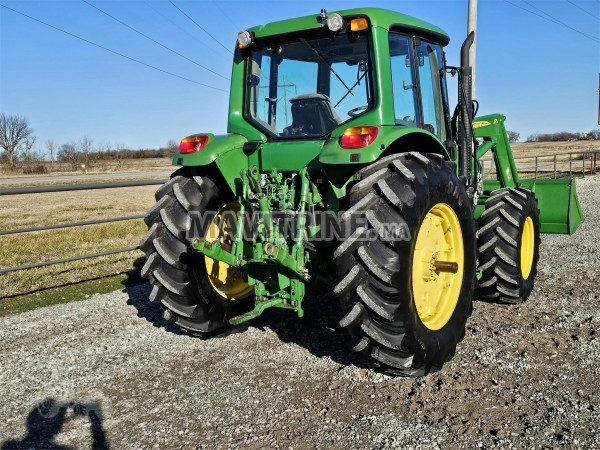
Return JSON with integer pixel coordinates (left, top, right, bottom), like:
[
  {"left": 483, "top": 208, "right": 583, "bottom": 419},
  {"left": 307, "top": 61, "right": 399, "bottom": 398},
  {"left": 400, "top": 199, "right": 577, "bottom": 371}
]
[{"left": 283, "top": 94, "right": 342, "bottom": 136}]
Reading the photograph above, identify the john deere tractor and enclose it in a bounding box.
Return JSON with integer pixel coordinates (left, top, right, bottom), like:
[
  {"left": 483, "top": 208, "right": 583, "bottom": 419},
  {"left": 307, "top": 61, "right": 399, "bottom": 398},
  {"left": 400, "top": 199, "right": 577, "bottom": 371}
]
[{"left": 140, "top": 8, "right": 583, "bottom": 376}]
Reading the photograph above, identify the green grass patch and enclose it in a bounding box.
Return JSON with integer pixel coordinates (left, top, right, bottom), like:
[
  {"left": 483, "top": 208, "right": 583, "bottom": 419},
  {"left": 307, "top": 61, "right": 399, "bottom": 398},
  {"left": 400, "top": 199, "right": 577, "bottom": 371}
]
[{"left": 0, "top": 270, "right": 145, "bottom": 317}]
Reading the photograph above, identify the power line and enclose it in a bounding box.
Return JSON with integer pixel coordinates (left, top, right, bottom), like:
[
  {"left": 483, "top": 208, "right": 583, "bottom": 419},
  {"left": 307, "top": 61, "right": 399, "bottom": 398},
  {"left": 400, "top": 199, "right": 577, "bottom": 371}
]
[
  {"left": 143, "top": 0, "right": 224, "bottom": 59},
  {"left": 205, "top": 2, "right": 267, "bottom": 85},
  {"left": 522, "top": 0, "right": 600, "bottom": 42},
  {"left": 81, "top": 0, "right": 229, "bottom": 80},
  {"left": 168, "top": 0, "right": 233, "bottom": 55},
  {"left": 211, "top": 0, "right": 243, "bottom": 31},
  {"left": 504, "top": 0, "right": 599, "bottom": 43},
  {"left": 566, "top": 0, "right": 600, "bottom": 21},
  {"left": 0, "top": 3, "right": 228, "bottom": 92}
]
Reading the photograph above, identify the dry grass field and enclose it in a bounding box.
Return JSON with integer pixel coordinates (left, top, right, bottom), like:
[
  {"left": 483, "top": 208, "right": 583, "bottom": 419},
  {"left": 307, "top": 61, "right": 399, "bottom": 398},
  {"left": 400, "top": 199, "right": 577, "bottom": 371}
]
[
  {"left": 481, "top": 141, "right": 600, "bottom": 179},
  {"left": 511, "top": 139, "right": 600, "bottom": 156},
  {"left": 0, "top": 185, "right": 158, "bottom": 298}
]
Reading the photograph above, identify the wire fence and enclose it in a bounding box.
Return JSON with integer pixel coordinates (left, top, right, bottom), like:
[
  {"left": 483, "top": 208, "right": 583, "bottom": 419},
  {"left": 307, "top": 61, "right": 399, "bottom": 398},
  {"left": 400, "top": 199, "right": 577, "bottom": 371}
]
[{"left": 0, "top": 179, "right": 166, "bottom": 276}]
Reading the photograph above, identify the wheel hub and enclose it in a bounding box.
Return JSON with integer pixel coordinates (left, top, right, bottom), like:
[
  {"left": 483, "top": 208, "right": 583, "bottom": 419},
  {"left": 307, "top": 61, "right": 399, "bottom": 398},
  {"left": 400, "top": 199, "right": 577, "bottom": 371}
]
[
  {"left": 520, "top": 216, "right": 534, "bottom": 279},
  {"left": 204, "top": 202, "right": 253, "bottom": 300},
  {"left": 411, "top": 203, "right": 464, "bottom": 330}
]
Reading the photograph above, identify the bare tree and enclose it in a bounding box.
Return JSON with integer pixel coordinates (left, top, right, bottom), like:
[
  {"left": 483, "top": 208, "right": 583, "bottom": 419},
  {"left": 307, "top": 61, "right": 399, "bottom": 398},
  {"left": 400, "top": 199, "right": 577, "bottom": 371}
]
[
  {"left": 79, "top": 135, "right": 93, "bottom": 154},
  {"left": 507, "top": 130, "right": 520, "bottom": 143},
  {"left": 21, "top": 135, "right": 37, "bottom": 162},
  {"left": 0, "top": 113, "right": 33, "bottom": 168},
  {"left": 166, "top": 139, "right": 178, "bottom": 157},
  {"left": 58, "top": 143, "right": 79, "bottom": 170},
  {"left": 45, "top": 139, "right": 56, "bottom": 163},
  {"left": 588, "top": 129, "right": 600, "bottom": 140}
]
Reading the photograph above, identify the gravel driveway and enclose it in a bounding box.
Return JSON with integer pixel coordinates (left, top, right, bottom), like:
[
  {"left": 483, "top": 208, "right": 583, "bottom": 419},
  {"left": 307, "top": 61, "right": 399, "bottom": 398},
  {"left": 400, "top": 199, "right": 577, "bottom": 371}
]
[{"left": 1, "top": 176, "right": 598, "bottom": 449}]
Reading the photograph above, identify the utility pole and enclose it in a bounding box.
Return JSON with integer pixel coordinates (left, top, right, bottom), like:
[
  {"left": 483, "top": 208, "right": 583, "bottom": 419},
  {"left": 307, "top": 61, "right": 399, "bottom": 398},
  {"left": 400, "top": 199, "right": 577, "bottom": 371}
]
[{"left": 468, "top": 0, "right": 477, "bottom": 99}]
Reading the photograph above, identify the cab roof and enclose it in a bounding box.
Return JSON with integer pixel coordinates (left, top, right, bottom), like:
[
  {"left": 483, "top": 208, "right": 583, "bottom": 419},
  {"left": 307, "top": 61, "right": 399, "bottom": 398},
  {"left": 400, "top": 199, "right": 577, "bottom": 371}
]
[{"left": 247, "top": 7, "right": 450, "bottom": 46}]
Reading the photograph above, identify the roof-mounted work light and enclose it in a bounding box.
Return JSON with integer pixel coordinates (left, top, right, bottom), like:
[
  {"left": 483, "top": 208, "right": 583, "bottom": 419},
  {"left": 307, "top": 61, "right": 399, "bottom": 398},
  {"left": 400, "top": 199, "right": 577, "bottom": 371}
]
[
  {"left": 237, "top": 30, "right": 253, "bottom": 49},
  {"left": 320, "top": 9, "right": 345, "bottom": 32}
]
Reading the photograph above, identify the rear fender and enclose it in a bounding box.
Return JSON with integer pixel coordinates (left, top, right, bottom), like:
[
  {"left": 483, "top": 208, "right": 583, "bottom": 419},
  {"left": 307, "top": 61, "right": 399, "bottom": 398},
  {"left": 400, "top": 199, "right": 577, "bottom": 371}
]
[
  {"left": 321, "top": 127, "right": 451, "bottom": 198},
  {"left": 172, "top": 134, "right": 250, "bottom": 196},
  {"left": 319, "top": 126, "right": 450, "bottom": 165}
]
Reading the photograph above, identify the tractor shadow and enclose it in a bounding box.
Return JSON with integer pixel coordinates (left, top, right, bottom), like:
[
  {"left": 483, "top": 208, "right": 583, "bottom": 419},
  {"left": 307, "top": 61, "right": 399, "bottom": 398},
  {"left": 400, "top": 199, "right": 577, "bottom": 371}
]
[
  {"left": 122, "top": 257, "right": 186, "bottom": 336},
  {"left": 250, "top": 292, "right": 358, "bottom": 367},
  {"left": 125, "top": 267, "right": 357, "bottom": 367}
]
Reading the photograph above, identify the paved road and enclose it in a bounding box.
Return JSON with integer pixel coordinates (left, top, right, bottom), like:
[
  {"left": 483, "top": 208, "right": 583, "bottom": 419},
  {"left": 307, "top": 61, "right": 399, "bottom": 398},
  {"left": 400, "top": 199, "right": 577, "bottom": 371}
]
[{"left": 0, "top": 171, "right": 172, "bottom": 185}]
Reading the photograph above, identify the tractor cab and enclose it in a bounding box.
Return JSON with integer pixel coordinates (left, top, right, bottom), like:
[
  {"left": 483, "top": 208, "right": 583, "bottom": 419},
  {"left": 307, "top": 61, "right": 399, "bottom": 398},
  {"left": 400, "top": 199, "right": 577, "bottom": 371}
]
[{"left": 239, "top": 9, "right": 452, "bottom": 150}]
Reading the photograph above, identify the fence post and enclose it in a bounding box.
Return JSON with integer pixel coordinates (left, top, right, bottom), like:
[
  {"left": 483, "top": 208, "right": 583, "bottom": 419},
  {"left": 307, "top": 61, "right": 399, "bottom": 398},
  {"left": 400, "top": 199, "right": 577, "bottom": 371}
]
[
  {"left": 569, "top": 153, "right": 572, "bottom": 178},
  {"left": 535, "top": 156, "right": 538, "bottom": 178},
  {"left": 554, "top": 154, "right": 557, "bottom": 179},
  {"left": 583, "top": 152, "right": 586, "bottom": 177}
]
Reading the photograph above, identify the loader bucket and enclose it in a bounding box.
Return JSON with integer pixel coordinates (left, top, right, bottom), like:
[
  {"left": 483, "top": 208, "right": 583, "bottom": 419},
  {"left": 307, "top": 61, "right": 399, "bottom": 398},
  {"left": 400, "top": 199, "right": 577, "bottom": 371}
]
[{"left": 519, "top": 178, "right": 584, "bottom": 234}]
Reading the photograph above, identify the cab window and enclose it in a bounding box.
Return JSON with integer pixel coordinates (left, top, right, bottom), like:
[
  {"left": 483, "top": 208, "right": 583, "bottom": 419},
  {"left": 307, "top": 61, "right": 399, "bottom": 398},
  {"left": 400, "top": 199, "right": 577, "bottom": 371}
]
[
  {"left": 388, "top": 33, "right": 419, "bottom": 126},
  {"left": 416, "top": 41, "right": 447, "bottom": 141}
]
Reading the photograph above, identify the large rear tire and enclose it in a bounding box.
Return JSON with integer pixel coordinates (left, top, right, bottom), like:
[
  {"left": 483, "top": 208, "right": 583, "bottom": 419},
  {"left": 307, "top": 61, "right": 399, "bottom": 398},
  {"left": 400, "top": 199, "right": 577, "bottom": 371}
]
[
  {"left": 140, "top": 167, "right": 253, "bottom": 334},
  {"left": 333, "top": 153, "right": 477, "bottom": 376},
  {"left": 476, "top": 188, "right": 540, "bottom": 304}
]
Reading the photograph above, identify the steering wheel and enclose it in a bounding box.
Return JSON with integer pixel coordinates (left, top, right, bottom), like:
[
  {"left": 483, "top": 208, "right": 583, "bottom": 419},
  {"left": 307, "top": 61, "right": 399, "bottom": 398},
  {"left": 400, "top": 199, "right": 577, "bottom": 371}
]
[{"left": 347, "top": 105, "right": 368, "bottom": 117}]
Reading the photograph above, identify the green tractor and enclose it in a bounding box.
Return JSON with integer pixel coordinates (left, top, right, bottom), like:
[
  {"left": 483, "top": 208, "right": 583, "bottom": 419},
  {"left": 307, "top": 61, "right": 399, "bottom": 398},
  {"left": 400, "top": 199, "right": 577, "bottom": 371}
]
[{"left": 140, "top": 8, "right": 583, "bottom": 376}]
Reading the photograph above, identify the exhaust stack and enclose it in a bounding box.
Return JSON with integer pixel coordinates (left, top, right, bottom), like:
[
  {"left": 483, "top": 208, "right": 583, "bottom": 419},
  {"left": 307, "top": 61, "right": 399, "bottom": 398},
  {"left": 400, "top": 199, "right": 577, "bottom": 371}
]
[{"left": 459, "top": 31, "right": 475, "bottom": 180}]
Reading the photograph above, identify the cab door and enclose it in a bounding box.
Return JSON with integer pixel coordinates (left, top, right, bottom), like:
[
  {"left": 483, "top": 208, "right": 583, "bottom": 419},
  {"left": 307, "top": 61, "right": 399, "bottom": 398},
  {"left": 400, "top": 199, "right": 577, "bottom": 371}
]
[{"left": 414, "top": 39, "right": 450, "bottom": 143}]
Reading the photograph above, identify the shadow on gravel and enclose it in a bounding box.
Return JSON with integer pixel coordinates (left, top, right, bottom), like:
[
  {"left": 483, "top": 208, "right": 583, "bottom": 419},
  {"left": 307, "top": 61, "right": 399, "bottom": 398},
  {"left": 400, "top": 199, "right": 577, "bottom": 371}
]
[
  {"left": 123, "top": 283, "right": 186, "bottom": 336},
  {"left": 250, "top": 292, "right": 358, "bottom": 367},
  {"left": 126, "top": 276, "right": 357, "bottom": 368},
  {"left": 122, "top": 257, "right": 186, "bottom": 335},
  {"left": 1, "top": 399, "right": 109, "bottom": 450}
]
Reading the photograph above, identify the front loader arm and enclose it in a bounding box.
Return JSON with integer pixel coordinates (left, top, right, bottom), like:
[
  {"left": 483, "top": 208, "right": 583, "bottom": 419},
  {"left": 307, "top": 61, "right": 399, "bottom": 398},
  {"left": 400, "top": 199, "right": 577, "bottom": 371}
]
[
  {"left": 473, "top": 113, "right": 520, "bottom": 188},
  {"left": 472, "top": 113, "right": 583, "bottom": 234}
]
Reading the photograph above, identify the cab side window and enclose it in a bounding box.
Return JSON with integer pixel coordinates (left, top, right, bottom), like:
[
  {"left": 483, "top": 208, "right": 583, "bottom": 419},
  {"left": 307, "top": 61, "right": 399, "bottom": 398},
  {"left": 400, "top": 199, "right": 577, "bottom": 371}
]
[
  {"left": 389, "top": 33, "right": 418, "bottom": 126},
  {"left": 416, "top": 41, "right": 446, "bottom": 141}
]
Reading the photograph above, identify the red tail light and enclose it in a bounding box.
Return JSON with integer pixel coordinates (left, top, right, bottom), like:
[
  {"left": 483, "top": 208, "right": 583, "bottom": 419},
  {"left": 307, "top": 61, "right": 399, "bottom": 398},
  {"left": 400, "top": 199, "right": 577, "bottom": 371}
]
[
  {"left": 179, "top": 134, "right": 209, "bottom": 154},
  {"left": 340, "top": 126, "right": 378, "bottom": 149}
]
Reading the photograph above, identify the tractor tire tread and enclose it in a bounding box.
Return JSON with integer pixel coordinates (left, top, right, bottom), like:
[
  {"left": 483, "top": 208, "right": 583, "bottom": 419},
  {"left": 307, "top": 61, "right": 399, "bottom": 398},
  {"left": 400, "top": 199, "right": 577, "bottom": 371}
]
[{"left": 476, "top": 188, "right": 540, "bottom": 304}]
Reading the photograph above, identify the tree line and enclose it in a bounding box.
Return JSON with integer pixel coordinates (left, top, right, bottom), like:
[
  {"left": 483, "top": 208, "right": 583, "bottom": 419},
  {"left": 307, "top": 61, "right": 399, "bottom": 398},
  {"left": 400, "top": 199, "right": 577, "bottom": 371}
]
[
  {"left": 0, "top": 113, "right": 178, "bottom": 171},
  {"left": 526, "top": 129, "right": 600, "bottom": 143},
  {"left": 55, "top": 138, "right": 178, "bottom": 170}
]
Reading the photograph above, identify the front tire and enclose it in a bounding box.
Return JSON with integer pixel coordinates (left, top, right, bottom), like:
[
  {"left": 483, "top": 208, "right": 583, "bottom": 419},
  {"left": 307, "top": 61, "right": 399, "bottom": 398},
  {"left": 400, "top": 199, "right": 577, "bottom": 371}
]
[
  {"left": 140, "top": 167, "right": 253, "bottom": 334},
  {"left": 476, "top": 188, "right": 541, "bottom": 304},
  {"left": 333, "top": 153, "right": 477, "bottom": 376}
]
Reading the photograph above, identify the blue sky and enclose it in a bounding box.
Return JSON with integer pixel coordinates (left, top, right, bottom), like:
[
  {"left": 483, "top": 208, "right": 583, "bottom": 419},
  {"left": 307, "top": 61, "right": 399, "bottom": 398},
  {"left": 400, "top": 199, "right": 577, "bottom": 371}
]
[{"left": 0, "top": 0, "right": 599, "bottom": 154}]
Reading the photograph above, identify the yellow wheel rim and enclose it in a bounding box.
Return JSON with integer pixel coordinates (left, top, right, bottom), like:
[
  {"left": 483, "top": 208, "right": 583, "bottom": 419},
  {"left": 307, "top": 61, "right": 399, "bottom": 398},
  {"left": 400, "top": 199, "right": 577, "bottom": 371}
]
[
  {"left": 520, "top": 216, "right": 534, "bottom": 280},
  {"left": 411, "top": 203, "right": 464, "bottom": 331},
  {"left": 204, "top": 201, "right": 253, "bottom": 300}
]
